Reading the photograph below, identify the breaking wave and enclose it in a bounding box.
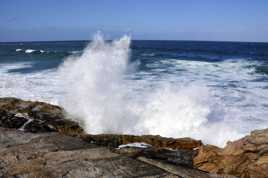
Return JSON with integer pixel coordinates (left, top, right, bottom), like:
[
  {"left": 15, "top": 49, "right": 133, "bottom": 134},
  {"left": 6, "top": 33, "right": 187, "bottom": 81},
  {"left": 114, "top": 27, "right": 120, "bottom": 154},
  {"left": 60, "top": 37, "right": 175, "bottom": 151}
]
[
  {"left": 16, "top": 48, "right": 45, "bottom": 54},
  {"left": 58, "top": 34, "right": 243, "bottom": 147},
  {"left": 2, "top": 35, "right": 268, "bottom": 147},
  {"left": 15, "top": 48, "right": 82, "bottom": 56}
]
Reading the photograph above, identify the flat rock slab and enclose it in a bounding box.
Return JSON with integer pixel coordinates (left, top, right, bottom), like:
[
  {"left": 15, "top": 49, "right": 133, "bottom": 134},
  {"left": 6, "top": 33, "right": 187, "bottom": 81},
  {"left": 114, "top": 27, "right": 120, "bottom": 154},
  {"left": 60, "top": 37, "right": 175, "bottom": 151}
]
[{"left": 0, "top": 128, "right": 179, "bottom": 178}]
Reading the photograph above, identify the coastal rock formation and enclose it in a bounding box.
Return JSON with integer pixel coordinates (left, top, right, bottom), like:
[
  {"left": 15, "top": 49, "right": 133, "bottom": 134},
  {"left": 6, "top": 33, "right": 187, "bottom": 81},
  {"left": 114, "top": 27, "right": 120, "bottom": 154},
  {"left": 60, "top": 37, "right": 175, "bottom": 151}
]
[
  {"left": 0, "top": 127, "right": 228, "bottom": 178},
  {"left": 0, "top": 97, "right": 236, "bottom": 178},
  {"left": 1, "top": 97, "right": 267, "bottom": 177},
  {"left": 0, "top": 127, "right": 175, "bottom": 178},
  {"left": 0, "top": 97, "right": 83, "bottom": 136},
  {"left": 194, "top": 129, "right": 268, "bottom": 178}
]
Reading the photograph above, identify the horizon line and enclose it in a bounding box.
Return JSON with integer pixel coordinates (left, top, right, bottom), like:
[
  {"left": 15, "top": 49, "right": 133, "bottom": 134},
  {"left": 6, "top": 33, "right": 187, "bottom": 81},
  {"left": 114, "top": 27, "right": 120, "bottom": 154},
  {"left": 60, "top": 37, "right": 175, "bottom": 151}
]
[{"left": 1, "top": 38, "right": 268, "bottom": 44}]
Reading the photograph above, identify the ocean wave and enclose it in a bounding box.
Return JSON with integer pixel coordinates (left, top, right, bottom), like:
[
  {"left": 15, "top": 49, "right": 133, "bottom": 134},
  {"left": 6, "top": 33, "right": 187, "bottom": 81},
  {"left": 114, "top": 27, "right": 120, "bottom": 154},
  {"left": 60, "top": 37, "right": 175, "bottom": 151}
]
[
  {"left": 141, "top": 53, "right": 155, "bottom": 57},
  {"left": 25, "top": 49, "right": 36, "bottom": 53},
  {"left": 254, "top": 65, "right": 268, "bottom": 75},
  {"left": 15, "top": 48, "right": 23, "bottom": 52},
  {"left": 15, "top": 48, "right": 82, "bottom": 56},
  {"left": 2, "top": 36, "right": 268, "bottom": 147},
  {"left": 70, "top": 50, "right": 82, "bottom": 54},
  {"left": 16, "top": 49, "right": 46, "bottom": 54},
  {"left": 0, "top": 63, "right": 61, "bottom": 104},
  {"left": 58, "top": 34, "right": 256, "bottom": 147}
]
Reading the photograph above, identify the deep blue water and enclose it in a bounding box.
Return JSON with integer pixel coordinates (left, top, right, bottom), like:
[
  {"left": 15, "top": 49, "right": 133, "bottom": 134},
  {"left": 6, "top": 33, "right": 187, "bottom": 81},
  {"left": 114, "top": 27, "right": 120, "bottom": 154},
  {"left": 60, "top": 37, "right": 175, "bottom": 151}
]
[{"left": 1, "top": 40, "right": 268, "bottom": 74}]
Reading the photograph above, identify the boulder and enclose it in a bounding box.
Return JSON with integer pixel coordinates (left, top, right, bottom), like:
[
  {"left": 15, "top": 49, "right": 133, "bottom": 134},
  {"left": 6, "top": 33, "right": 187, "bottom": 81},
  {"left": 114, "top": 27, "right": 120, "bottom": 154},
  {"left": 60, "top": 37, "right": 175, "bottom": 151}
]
[
  {"left": 0, "top": 97, "right": 83, "bottom": 136},
  {"left": 194, "top": 128, "right": 268, "bottom": 178}
]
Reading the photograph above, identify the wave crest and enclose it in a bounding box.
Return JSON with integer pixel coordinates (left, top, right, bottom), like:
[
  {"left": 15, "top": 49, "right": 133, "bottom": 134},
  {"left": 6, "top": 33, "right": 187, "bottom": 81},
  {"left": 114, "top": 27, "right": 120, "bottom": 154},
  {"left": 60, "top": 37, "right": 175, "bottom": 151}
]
[{"left": 58, "top": 34, "right": 242, "bottom": 147}]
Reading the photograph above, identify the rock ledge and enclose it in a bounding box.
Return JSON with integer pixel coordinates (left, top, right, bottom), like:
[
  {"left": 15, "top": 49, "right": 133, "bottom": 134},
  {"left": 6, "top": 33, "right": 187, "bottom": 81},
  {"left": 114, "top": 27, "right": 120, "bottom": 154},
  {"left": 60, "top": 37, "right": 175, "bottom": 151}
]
[{"left": 1, "top": 97, "right": 267, "bottom": 178}]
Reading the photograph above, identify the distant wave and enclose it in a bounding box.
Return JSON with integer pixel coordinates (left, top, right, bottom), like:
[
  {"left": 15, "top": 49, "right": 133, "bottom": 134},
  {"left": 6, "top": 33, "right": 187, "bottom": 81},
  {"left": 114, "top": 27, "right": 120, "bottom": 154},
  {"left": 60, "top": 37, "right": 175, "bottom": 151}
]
[
  {"left": 16, "top": 48, "right": 44, "bottom": 54},
  {"left": 141, "top": 53, "right": 155, "bottom": 57},
  {"left": 70, "top": 50, "right": 82, "bottom": 54},
  {"left": 15, "top": 49, "right": 23, "bottom": 52},
  {"left": 15, "top": 48, "right": 81, "bottom": 55},
  {"left": 25, "top": 49, "right": 36, "bottom": 53}
]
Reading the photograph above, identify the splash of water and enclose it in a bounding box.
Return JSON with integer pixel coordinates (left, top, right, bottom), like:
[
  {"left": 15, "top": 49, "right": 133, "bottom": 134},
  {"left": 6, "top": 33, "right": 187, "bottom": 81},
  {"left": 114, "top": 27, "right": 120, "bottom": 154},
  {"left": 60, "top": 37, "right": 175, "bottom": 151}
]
[{"left": 59, "top": 34, "right": 242, "bottom": 147}]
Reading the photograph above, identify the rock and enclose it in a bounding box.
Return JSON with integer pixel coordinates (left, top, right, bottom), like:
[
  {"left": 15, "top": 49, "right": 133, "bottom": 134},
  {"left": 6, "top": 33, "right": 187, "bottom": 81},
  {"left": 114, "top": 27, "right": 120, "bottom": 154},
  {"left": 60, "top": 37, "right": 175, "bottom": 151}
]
[
  {"left": 138, "top": 157, "right": 237, "bottom": 178},
  {"left": 140, "top": 148, "right": 194, "bottom": 167},
  {"left": 194, "top": 128, "right": 268, "bottom": 178},
  {"left": 0, "top": 127, "right": 217, "bottom": 178},
  {"left": 0, "top": 97, "right": 83, "bottom": 136},
  {"left": 1, "top": 97, "right": 262, "bottom": 177},
  {"left": 82, "top": 134, "right": 202, "bottom": 150},
  {"left": 116, "top": 147, "right": 195, "bottom": 167}
]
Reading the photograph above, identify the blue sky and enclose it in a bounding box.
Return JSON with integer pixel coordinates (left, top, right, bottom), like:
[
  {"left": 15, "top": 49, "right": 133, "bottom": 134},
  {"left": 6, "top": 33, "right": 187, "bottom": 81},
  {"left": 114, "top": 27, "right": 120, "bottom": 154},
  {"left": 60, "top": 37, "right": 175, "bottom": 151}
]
[{"left": 0, "top": 0, "right": 268, "bottom": 42}]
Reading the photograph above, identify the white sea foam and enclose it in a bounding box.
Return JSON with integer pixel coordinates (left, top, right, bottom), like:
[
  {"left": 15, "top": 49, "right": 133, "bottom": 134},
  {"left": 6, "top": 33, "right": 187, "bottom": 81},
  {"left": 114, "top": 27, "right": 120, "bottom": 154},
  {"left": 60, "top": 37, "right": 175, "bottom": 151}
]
[
  {"left": 17, "top": 49, "right": 47, "bottom": 54},
  {"left": 59, "top": 33, "right": 135, "bottom": 134},
  {"left": 25, "top": 49, "right": 36, "bottom": 53},
  {"left": 0, "top": 64, "right": 61, "bottom": 105},
  {"left": 58, "top": 34, "right": 255, "bottom": 147},
  {"left": 118, "top": 142, "right": 151, "bottom": 149},
  {"left": 2, "top": 34, "right": 268, "bottom": 147},
  {"left": 70, "top": 50, "right": 82, "bottom": 54},
  {"left": 16, "top": 48, "right": 22, "bottom": 52}
]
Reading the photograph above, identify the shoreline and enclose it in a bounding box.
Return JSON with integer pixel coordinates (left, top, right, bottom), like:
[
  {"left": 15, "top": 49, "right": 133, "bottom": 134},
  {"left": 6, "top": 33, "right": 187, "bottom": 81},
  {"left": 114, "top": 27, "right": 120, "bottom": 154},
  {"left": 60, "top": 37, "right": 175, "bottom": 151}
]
[{"left": 0, "top": 97, "right": 267, "bottom": 177}]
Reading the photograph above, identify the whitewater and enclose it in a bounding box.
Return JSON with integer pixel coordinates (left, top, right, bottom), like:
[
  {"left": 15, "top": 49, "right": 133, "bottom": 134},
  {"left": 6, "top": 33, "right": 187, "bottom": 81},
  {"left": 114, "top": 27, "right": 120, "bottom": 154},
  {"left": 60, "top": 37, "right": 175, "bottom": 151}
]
[{"left": 1, "top": 34, "right": 268, "bottom": 147}]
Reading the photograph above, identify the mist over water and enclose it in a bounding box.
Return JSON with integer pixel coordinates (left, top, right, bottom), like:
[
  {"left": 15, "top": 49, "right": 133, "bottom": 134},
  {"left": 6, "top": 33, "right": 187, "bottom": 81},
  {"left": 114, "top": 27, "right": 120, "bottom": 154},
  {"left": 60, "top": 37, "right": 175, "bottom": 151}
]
[{"left": 58, "top": 34, "right": 242, "bottom": 146}]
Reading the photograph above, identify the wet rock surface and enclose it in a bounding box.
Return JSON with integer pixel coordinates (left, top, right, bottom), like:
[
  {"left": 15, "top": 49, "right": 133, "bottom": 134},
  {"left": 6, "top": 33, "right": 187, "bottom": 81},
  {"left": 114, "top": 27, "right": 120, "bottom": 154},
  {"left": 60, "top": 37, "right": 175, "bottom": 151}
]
[{"left": 194, "top": 129, "right": 268, "bottom": 178}]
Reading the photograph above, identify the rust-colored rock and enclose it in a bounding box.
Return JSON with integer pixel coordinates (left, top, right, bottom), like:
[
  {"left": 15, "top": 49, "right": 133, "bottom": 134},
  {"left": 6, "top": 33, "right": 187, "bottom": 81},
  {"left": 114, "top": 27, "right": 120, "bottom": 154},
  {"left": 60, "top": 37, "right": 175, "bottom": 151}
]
[
  {"left": 194, "top": 128, "right": 268, "bottom": 178},
  {"left": 82, "top": 134, "right": 202, "bottom": 150}
]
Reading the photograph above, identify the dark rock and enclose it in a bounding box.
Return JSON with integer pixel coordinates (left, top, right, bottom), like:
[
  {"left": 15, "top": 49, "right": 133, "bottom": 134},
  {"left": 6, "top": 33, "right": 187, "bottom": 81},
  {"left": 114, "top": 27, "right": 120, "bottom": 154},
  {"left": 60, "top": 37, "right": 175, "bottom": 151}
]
[
  {"left": 0, "top": 97, "right": 83, "bottom": 136},
  {"left": 82, "top": 134, "right": 202, "bottom": 150},
  {"left": 138, "top": 157, "right": 237, "bottom": 178},
  {"left": 140, "top": 148, "right": 194, "bottom": 167},
  {"left": 115, "top": 147, "right": 194, "bottom": 167},
  {"left": 0, "top": 110, "right": 28, "bottom": 128}
]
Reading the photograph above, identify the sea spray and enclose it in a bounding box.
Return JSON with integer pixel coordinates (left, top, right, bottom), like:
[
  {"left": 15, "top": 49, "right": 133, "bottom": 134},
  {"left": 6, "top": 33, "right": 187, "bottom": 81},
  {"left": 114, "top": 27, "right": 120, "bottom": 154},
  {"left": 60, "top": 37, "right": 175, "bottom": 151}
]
[
  {"left": 59, "top": 34, "right": 242, "bottom": 147},
  {"left": 58, "top": 33, "right": 139, "bottom": 134}
]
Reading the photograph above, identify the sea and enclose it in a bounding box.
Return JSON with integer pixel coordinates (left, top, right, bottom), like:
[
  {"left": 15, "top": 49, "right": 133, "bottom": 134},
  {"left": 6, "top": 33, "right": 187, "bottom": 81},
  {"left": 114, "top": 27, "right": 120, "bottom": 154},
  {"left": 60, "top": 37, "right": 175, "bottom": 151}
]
[{"left": 1, "top": 35, "right": 268, "bottom": 147}]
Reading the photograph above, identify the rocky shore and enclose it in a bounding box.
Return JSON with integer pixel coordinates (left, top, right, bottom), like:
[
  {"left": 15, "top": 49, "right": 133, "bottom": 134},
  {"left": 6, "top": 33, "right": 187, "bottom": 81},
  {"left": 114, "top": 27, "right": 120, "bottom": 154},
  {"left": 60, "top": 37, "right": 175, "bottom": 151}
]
[{"left": 0, "top": 98, "right": 267, "bottom": 178}]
